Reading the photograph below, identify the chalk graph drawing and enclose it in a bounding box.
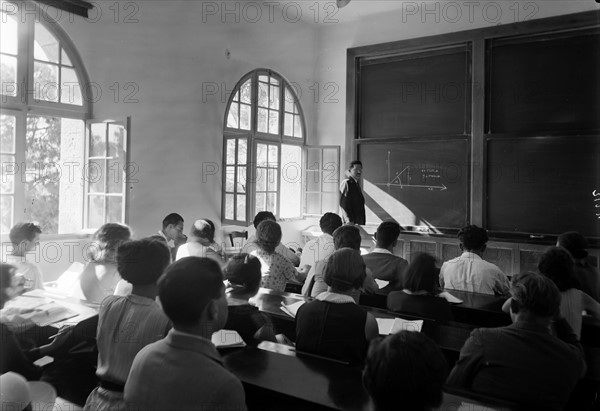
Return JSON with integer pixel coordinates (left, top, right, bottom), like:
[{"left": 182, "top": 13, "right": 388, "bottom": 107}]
[{"left": 375, "top": 151, "right": 447, "bottom": 192}]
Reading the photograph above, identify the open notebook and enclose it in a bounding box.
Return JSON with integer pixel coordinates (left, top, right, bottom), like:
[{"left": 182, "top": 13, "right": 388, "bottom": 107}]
[
  {"left": 376, "top": 317, "right": 424, "bottom": 335},
  {"left": 212, "top": 329, "right": 246, "bottom": 348},
  {"left": 280, "top": 300, "right": 306, "bottom": 318}
]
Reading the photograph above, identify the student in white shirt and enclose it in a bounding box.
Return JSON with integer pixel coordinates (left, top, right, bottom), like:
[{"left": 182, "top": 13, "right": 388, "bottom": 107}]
[
  {"left": 299, "top": 212, "right": 342, "bottom": 271},
  {"left": 4, "top": 223, "right": 44, "bottom": 292},
  {"left": 440, "top": 225, "right": 509, "bottom": 296},
  {"left": 176, "top": 219, "right": 223, "bottom": 265},
  {"left": 157, "top": 213, "right": 186, "bottom": 261}
]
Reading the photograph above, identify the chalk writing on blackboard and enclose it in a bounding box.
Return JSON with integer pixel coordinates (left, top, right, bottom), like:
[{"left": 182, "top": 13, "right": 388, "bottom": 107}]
[
  {"left": 375, "top": 151, "right": 447, "bottom": 192},
  {"left": 594, "top": 189, "right": 600, "bottom": 219}
]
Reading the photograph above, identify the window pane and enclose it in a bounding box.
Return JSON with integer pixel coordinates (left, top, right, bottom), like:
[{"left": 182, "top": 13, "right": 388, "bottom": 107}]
[
  {"left": 306, "top": 148, "right": 320, "bottom": 169},
  {"left": 237, "top": 139, "right": 247, "bottom": 165},
  {"left": 240, "top": 80, "right": 251, "bottom": 104},
  {"left": 107, "top": 196, "right": 123, "bottom": 223},
  {"left": 236, "top": 166, "right": 246, "bottom": 193},
  {"left": 306, "top": 170, "right": 320, "bottom": 192},
  {"left": 267, "top": 193, "right": 277, "bottom": 215},
  {"left": 33, "top": 62, "right": 59, "bottom": 102},
  {"left": 255, "top": 193, "right": 266, "bottom": 215},
  {"left": 61, "top": 67, "right": 82, "bottom": 105},
  {"left": 232, "top": 90, "right": 239, "bottom": 102},
  {"left": 226, "top": 140, "right": 236, "bottom": 164},
  {"left": 284, "top": 88, "right": 294, "bottom": 112},
  {"left": 322, "top": 193, "right": 338, "bottom": 213},
  {"left": 323, "top": 148, "right": 337, "bottom": 167},
  {"left": 1, "top": 114, "right": 16, "bottom": 153},
  {"left": 258, "top": 83, "right": 268, "bottom": 107},
  {"left": 227, "top": 104, "right": 239, "bottom": 129},
  {"left": 108, "top": 124, "right": 126, "bottom": 158},
  {"left": 323, "top": 180, "right": 338, "bottom": 193},
  {"left": 90, "top": 123, "right": 106, "bottom": 157},
  {"left": 284, "top": 113, "right": 293, "bottom": 136},
  {"left": 256, "top": 167, "right": 267, "bottom": 191},
  {"left": 0, "top": 12, "right": 18, "bottom": 55},
  {"left": 257, "top": 108, "right": 268, "bottom": 133},
  {"left": 293, "top": 115, "right": 302, "bottom": 138},
  {"left": 240, "top": 104, "right": 251, "bottom": 130},
  {"left": 268, "top": 145, "right": 278, "bottom": 166},
  {"left": 269, "top": 85, "right": 279, "bottom": 110},
  {"left": 107, "top": 159, "right": 123, "bottom": 193},
  {"left": 0, "top": 195, "right": 13, "bottom": 233},
  {"left": 225, "top": 166, "right": 235, "bottom": 191},
  {"left": 61, "top": 48, "right": 72, "bottom": 66},
  {"left": 1, "top": 55, "right": 17, "bottom": 97},
  {"left": 270, "top": 77, "right": 279, "bottom": 86},
  {"left": 236, "top": 195, "right": 246, "bottom": 221},
  {"left": 268, "top": 110, "right": 279, "bottom": 135},
  {"left": 34, "top": 22, "right": 59, "bottom": 63},
  {"left": 305, "top": 193, "right": 321, "bottom": 214},
  {"left": 88, "top": 159, "right": 105, "bottom": 193},
  {"left": 1, "top": 155, "right": 14, "bottom": 193},
  {"left": 267, "top": 169, "right": 278, "bottom": 191},
  {"left": 225, "top": 194, "right": 234, "bottom": 220},
  {"left": 259, "top": 75, "right": 268, "bottom": 83},
  {"left": 256, "top": 144, "right": 267, "bottom": 165},
  {"left": 87, "top": 195, "right": 105, "bottom": 229},
  {"left": 280, "top": 144, "right": 302, "bottom": 218}
]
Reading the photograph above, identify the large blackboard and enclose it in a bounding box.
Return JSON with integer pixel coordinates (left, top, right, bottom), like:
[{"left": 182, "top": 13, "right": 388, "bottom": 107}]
[
  {"left": 486, "top": 136, "right": 600, "bottom": 238},
  {"left": 358, "top": 139, "right": 469, "bottom": 231}
]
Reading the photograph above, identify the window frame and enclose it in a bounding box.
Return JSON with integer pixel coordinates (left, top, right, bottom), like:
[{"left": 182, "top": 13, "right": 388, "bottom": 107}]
[
  {"left": 222, "top": 69, "right": 307, "bottom": 226},
  {"left": 1, "top": 0, "right": 95, "bottom": 238}
]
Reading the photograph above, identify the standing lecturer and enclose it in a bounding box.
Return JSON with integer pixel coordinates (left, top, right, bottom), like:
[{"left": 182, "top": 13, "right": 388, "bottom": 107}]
[{"left": 339, "top": 160, "right": 366, "bottom": 225}]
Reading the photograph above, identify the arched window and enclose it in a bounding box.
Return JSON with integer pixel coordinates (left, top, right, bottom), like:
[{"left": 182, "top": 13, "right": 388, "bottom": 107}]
[
  {"left": 1, "top": 1, "right": 127, "bottom": 235},
  {"left": 222, "top": 69, "right": 307, "bottom": 224}
]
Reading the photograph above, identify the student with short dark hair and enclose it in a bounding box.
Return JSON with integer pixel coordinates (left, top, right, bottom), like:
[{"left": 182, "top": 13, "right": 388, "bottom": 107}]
[
  {"left": 176, "top": 219, "right": 223, "bottom": 264},
  {"left": 224, "top": 254, "right": 277, "bottom": 345},
  {"left": 80, "top": 223, "right": 131, "bottom": 303},
  {"left": 362, "top": 221, "right": 408, "bottom": 294},
  {"left": 296, "top": 248, "right": 379, "bottom": 365},
  {"left": 448, "top": 272, "right": 585, "bottom": 410},
  {"left": 363, "top": 331, "right": 448, "bottom": 411},
  {"left": 158, "top": 213, "right": 186, "bottom": 260},
  {"left": 440, "top": 225, "right": 509, "bottom": 295},
  {"left": 387, "top": 253, "right": 453, "bottom": 321},
  {"left": 4, "top": 222, "right": 44, "bottom": 291},
  {"left": 250, "top": 220, "right": 303, "bottom": 292},
  {"left": 242, "top": 211, "right": 301, "bottom": 266},
  {"left": 124, "top": 257, "right": 247, "bottom": 411},
  {"left": 299, "top": 212, "right": 342, "bottom": 272},
  {"left": 309, "top": 225, "right": 377, "bottom": 299},
  {"left": 557, "top": 231, "right": 600, "bottom": 302},
  {"left": 84, "top": 238, "right": 171, "bottom": 411},
  {"left": 538, "top": 246, "right": 600, "bottom": 339}
]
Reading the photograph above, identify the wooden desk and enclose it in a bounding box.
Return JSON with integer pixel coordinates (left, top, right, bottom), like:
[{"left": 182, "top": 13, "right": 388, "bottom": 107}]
[
  {"left": 251, "top": 288, "right": 474, "bottom": 354},
  {"left": 223, "top": 344, "right": 516, "bottom": 411},
  {"left": 444, "top": 289, "right": 511, "bottom": 327}
]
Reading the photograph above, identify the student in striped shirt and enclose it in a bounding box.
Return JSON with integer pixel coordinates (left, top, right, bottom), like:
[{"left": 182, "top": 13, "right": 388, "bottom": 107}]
[{"left": 83, "top": 238, "right": 171, "bottom": 411}]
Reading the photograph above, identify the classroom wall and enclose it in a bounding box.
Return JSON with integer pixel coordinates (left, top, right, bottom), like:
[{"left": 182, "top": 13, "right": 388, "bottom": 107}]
[{"left": 51, "top": 1, "right": 320, "bottom": 245}]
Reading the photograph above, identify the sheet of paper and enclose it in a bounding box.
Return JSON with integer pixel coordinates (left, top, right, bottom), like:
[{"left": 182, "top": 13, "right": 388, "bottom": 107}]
[
  {"left": 377, "top": 317, "right": 423, "bottom": 335},
  {"left": 33, "top": 356, "right": 54, "bottom": 367},
  {"left": 438, "top": 291, "right": 463, "bottom": 304},
  {"left": 29, "top": 302, "right": 78, "bottom": 327},
  {"left": 212, "top": 329, "right": 246, "bottom": 348},
  {"left": 280, "top": 300, "right": 306, "bottom": 318},
  {"left": 374, "top": 279, "right": 389, "bottom": 289}
]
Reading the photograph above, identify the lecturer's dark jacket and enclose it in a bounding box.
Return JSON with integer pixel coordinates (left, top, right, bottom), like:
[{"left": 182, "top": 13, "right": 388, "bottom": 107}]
[{"left": 339, "top": 177, "right": 365, "bottom": 225}]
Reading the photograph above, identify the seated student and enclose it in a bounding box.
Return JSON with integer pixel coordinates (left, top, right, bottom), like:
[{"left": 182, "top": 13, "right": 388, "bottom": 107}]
[
  {"left": 83, "top": 238, "right": 171, "bottom": 411},
  {"left": 440, "top": 225, "right": 509, "bottom": 296},
  {"left": 299, "top": 212, "right": 342, "bottom": 272},
  {"left": 558, "top": 231, "right": 600, "bottom": 302},
  {"left": 0, "top": 264, "right": 71, "bottom": 381},
  {"left": 362, "top": 221, "right": 408, "bottom": 294},
  {"left": 363, "top": 331, "right": 448, "bottom": 411},
  {"left": 4, "top": 223, "right": 44, "bottom": 292},
  {"left": 309, "top": 225, "right": 377, "bottom": 300},
  {"left": 250, "top": 220, "right": 305, "bottom": 292},
  {"left": 538, "top": 246, "right": 600, "bottom": 339},
  {"left": 124, "top": 257, "right": 247, "bottom": 411},
  {"left": 387, "top": 253, "right": 453, "bottom": 321},
  {"left": 176, "top": 219, "right": 223, "bottom": 264},
  {"left": 157, "top": 213, "right": 186, "bottom": 261},
  {"left": 295, "top": 248, "right": 379, "bottom": 365},
  {"left": 447, "top": 272, "right": 585, "bottom": 410},
  {"left": 79, "top": 223, "right": 131, "bottom": 304},
  {"left": 242, "top": 211, "right": 301, "bottom": 266},
  {"left": 223, "top": 254, "right": 277, "bottom": 345}
]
